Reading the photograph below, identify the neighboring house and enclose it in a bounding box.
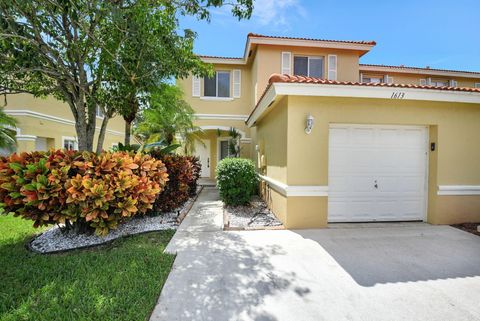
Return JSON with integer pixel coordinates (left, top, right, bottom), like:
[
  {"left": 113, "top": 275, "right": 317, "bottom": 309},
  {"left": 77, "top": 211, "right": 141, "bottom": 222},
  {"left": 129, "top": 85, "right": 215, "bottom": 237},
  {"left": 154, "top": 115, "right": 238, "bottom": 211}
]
[
  {"left": 2, "top": 94, "right": 126, "bottom": 153},
  {"left": 179, "top": 33, "right": 480, "bottom": 229}
]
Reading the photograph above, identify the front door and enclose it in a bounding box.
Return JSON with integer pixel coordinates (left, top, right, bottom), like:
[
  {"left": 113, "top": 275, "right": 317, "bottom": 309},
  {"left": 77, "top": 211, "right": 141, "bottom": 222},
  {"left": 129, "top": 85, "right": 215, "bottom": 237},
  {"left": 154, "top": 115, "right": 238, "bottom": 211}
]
[{"left": 196, "top": 139, "right": 211, "bottom": 178}]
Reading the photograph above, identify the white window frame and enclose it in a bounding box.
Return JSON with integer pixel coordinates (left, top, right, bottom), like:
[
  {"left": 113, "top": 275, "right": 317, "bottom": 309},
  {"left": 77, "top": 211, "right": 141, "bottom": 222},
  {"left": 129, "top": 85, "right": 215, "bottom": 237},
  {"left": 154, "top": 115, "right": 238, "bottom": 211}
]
[
  {"left": 203, "top": 71, "right": 231, "bottom": 98},
  {"left": 62, "top": 136, "right": 78, "bottom": 151},
  {"left": 475, "top": 83, "right": 480, "bottom": 88},
  {"left": 294, "top": 55, "right": 325, "bottom": 78},
  {"left": 96, "top": 106, "right": 104, "bottom": 118},
  {"left": 217, "top": 136, "right": 233, "bottom": 162}
]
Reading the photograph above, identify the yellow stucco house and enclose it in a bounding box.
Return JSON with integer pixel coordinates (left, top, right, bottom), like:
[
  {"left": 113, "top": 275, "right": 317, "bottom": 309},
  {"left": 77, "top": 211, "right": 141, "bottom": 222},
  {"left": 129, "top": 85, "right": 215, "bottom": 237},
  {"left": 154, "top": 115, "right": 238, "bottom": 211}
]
[
  {"left": 178, "top": 33, "right": 480, "bottom": 228},
  {"left": 3, "top": 95, "right": 126, "bottom": 153}
]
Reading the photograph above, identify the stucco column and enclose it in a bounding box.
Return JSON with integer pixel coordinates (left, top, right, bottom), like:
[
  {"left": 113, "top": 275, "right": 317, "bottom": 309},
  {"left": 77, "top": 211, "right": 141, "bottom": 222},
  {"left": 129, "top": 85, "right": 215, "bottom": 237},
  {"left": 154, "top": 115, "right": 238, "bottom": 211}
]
[{"left": 16, "top": 135, "right": 37, "bottom": 152}]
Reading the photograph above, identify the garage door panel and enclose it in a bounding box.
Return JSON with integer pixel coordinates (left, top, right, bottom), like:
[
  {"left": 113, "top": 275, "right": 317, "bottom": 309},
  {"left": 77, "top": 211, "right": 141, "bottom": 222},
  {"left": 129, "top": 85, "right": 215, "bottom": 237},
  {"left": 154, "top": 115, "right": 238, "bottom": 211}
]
[{"left": 328, "top": 124, "right": 427, "bottom": 222}]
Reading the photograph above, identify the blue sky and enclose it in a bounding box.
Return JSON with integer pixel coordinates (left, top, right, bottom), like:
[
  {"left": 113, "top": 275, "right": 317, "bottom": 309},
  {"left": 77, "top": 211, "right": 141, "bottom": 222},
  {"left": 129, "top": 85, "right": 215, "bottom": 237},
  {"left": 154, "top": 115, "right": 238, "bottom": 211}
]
[{"left": 179, "top": 0, "right": 480, "bottom": 71}]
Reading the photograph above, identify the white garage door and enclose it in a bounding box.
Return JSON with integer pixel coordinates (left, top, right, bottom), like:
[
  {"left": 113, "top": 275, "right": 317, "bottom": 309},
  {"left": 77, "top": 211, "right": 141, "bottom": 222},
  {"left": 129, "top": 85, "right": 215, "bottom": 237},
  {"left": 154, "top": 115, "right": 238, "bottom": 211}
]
[{"left": 328, "top": 124, "right": 428, "bottom": 222}]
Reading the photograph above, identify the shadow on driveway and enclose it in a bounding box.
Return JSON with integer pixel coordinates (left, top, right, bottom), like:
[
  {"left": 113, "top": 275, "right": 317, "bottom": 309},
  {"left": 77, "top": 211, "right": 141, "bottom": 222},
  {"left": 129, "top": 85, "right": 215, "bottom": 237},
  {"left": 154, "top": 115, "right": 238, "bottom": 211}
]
[{"left": 293, "top": 224, "right": 480, "bottom": 287}]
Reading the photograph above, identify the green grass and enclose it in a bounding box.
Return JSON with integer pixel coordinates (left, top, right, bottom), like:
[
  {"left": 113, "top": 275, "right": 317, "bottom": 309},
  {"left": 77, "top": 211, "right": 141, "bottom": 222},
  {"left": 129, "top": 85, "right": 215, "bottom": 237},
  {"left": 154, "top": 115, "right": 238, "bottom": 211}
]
[{"left": 0, "top": 215, "right": 175, "bottom": 321}]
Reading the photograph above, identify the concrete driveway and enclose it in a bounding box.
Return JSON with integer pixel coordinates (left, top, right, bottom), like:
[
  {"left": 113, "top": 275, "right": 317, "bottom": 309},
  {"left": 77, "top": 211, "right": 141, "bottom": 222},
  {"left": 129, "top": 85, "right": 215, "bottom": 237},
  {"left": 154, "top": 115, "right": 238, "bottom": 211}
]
[{"left": 151, "top": 187, "right": 480, "bottom": 321}]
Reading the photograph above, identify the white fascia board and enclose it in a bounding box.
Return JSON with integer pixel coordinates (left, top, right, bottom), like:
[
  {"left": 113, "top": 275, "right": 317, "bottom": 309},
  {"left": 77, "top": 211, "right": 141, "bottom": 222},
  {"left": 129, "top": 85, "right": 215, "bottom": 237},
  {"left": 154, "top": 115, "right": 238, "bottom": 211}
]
[
  {"left": 274, "top": 83, "right": 480, "bottom": 104},
  {"left": 199, "top": 57, "right": 246, "bottom": 65},
  {"left": 195, "top": 114, "right": 249, "bottom": 121},
  {"left": 246, "top": 86, "right": 277, "bottom": 127},
  {"left": 437, "top": 185, "right": 480, "bottom": 195},
  {"left": 359, "top": 65, "right": 480, "bottom": 79},
  {"left": 248, "top": 37, "right": 374, "bottom": 52},
  {"left": 247, "top": 83, "right": 480, "bottom": 127}
]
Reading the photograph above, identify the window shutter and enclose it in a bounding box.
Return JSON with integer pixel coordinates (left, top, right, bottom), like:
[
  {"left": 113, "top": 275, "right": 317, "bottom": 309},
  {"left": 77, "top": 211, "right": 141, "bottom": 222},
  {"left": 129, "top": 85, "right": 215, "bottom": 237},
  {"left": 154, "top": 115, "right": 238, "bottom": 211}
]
[
  {"left": 327, "top": 55, "right": 337, "bottom": 81},
  {"left": 281, "top": 52, "right": 292, "bottom": 75},
  {"left": 449, "top": 79, "right": 458, "bottom": 87},
  {"left": 419, "top": 79, "right": 427, "bottom": 86},
  {"left": 192, "top": 75, "right": 200, "bottom": 97},
  {"left": 233, "top": 69, "right": 241, "bottom": 98}
]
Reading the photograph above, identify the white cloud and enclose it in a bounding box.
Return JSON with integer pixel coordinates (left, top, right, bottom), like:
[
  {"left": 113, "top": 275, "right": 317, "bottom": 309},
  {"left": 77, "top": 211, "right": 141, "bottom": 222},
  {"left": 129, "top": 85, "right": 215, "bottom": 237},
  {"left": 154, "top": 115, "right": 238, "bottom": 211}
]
[{"left": 251, "top": 0, "right": 306, "bottom": 27}]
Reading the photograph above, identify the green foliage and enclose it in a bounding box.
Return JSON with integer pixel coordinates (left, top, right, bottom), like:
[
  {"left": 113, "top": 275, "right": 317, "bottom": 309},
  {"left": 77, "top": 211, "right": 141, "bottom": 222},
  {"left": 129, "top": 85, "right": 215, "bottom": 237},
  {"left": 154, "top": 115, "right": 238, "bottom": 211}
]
[
  {"left": 148, "top": 153, "right": 200, "bottom": 213},
  {"left": 216, "top": 158, "right": 258, "bottom": 205},
  {"left": 0, "top": 108, "right": 17, "bottom": 150},
  {"left": 0, "top": 150, "right": 169, "bottom": 235},
  {"left": 135, "top": 84, "right": 204, "bottom": 154},
  {"left": 0, "top": 0, "right": 252, "bottom": 151},
  {"left": 0, "top": 215, "right": 175, "bottom": 321}
]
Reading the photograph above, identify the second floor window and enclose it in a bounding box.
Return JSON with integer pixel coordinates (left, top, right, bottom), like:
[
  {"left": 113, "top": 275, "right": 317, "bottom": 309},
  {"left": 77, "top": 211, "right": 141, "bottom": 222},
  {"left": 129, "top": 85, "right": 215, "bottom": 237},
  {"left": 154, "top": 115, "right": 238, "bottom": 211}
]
[
  {"left": 204, "top": 71, "right": 230, "bottom": 97},
  {"left": 294, "top": 56, "right": 324, "bottom": 78},
  {"left": 363, "top": 76, "right": 383, "bottom": 84}
]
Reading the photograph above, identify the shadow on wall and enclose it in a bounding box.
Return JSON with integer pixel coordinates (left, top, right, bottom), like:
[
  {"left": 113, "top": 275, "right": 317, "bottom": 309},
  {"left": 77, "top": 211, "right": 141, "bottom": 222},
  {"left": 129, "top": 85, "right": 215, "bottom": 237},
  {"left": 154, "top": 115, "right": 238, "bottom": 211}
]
[{"left": 293, "top": 225, "right": 480, "bottom": 287}]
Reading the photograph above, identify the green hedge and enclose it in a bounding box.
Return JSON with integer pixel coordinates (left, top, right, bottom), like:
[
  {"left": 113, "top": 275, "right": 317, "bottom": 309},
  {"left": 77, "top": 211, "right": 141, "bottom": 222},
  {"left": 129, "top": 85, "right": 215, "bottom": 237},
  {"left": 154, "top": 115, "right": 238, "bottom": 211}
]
[{"left": 216, "top": 158, "right": 258, "bottom": 205}]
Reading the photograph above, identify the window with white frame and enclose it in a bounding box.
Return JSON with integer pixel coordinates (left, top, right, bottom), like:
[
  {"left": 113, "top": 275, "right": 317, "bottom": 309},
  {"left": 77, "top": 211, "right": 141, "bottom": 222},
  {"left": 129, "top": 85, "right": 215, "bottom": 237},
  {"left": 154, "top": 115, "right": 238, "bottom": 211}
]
[
  {"left": 96, "top": 106, "right": 104, "bottom": 118},
  {"left": 362, "top": 76, "right": 383, "bottom": 84},
  {"left": 294, "top": 56, "right": 324, "bottom": 78},
  {"left": 430, "top": 79, "right": 449, "bottom": 87},
  {"left": 63, "top": 137, "right": 78, "bottom": 151},
  {"left": 204, "top": 71, "right": 230, "bottom": 97},
  {"left": 475, "top": 83, "right": 480, "bottom": 88}
]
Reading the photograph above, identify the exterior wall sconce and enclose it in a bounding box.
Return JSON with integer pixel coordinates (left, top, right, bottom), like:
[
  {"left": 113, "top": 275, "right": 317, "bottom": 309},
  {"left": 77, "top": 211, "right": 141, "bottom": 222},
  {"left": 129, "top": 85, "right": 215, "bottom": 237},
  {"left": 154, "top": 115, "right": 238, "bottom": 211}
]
[{"left": 305, "top": 114, "right": 314, "bottom": 134}]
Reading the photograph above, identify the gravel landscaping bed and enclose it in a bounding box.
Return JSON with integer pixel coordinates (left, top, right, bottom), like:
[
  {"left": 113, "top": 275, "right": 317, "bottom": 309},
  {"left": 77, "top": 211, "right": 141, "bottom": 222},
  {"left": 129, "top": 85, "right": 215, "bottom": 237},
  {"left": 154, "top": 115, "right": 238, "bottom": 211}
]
[
  {"left": 451, "top": 222, "right": 480, "bottom": 236},
  {"left": 224, "top": 195, "right": 283, "bottom": 230},
  {"left": 29, "top": 187, "right": 202, "bottom": 254}
]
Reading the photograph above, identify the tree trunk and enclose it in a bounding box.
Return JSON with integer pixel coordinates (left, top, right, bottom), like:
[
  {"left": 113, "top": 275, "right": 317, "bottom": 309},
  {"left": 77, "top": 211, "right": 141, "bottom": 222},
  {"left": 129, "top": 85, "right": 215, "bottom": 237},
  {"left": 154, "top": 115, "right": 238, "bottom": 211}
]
[
  {"left": 96, "top": 112, "right": 110, "bottom": 153},
  {"left": 124, "top": 120, "right": 132, "bottom": 146}
]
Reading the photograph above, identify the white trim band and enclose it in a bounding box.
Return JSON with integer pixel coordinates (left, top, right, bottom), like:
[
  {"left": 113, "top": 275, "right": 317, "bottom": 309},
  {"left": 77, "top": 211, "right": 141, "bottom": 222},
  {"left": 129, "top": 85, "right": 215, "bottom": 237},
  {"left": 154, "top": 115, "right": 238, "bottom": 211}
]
[
  {"left": 195, "top": 114, "right": 248, "bottom": 121},
  {"left": 5, "top": 109, "right": 125, "bottom": 137},
  {"left": 16, "top": 134, "right": 37, "bottom": 142},
  {"left": 437, "top": 185, "right": 480, "bottom": 195},
  {"left": 247, "top": 83, "right": 480, "bottom": 127},
  {"left": 259, "top": 174, "right": 328, "bottom": 197}
]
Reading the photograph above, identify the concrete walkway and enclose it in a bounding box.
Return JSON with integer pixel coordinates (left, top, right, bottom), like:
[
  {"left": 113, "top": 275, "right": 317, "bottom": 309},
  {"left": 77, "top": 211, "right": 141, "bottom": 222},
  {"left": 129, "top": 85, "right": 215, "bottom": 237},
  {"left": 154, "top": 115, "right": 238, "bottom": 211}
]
[{"left": 150, "top": 187, "right": 480, "bottom": 321}]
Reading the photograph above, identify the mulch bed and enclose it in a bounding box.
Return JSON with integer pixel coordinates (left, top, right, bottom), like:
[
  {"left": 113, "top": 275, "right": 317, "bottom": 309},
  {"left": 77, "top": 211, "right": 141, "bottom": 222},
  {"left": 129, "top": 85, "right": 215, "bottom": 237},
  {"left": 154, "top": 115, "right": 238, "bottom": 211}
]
[
  {"left": 223, "top": 195, "right": 284, "bottom": 230},
  {"left": 451, "top": 222, "right": 480, "bottom": 237}
]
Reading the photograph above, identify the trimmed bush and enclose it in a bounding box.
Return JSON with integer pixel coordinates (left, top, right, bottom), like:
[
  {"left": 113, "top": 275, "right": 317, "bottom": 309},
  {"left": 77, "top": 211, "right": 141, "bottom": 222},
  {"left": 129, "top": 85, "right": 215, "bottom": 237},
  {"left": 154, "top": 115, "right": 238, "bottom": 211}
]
[
  {"left": 185, "top": 156, "right": 201, "bottom": 196},
  {"left": 216, "top": 158, "right": 258, "bottom": 206},
  {"left": 0, "top": 150, "right": 168, "bottom": 235},
  {"left": 150, "top": 154, "right": 194, "bottom": 213}
]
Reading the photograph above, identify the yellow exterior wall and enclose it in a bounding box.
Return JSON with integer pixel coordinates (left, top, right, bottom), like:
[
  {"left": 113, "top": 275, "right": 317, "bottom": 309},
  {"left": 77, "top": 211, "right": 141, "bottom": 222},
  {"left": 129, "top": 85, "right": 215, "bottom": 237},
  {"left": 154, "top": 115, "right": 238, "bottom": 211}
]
[
  {"left": 256, "top": 95, "right": 480, "bottom": 228},
  {"left": 177, "top": 63, "right": 252, "bottom": 116},
  {"left": 256, "top": 97, "right": 288, "bottom": 183},
  {"left": 4, "top": 94, "right": 125, "bottom": 152},
  {"left": 253, "top": 45, "right": 360, "bottom": 104}
]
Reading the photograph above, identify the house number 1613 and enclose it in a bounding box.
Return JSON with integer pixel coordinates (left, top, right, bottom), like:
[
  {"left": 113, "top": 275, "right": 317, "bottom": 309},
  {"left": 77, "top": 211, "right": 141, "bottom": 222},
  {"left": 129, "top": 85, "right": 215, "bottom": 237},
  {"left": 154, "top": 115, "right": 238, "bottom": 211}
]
[{"left": 391, "top": 92, "right": 405, "bottom": 99}]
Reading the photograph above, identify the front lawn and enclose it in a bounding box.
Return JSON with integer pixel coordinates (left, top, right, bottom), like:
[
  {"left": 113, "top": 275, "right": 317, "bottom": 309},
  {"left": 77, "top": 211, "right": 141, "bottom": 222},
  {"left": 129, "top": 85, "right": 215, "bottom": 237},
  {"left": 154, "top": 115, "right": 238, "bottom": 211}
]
[{"left": 0, "top": 215, "right": 175, "bottom": 321}]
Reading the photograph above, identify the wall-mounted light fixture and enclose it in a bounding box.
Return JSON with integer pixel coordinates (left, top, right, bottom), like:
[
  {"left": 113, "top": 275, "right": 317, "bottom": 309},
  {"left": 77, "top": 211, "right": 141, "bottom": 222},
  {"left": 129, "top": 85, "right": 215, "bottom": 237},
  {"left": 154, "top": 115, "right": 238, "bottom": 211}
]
[{"left": 305, "top": 114, "right": 314, "bottom": 134}]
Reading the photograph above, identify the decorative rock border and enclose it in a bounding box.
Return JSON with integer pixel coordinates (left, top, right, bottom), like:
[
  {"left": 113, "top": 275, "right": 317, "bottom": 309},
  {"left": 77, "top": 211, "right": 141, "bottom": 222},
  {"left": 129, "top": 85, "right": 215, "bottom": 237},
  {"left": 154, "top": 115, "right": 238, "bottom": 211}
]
[{"left": 28, "top": 186, "right": 203, "bottom": 254}]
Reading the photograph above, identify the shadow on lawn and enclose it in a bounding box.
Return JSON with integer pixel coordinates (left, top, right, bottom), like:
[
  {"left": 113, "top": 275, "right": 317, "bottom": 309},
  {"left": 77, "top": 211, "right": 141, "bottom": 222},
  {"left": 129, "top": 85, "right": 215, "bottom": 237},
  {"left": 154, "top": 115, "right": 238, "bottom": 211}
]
[{"left": 0, "top": 229, "right": 175, "bottom": 321}]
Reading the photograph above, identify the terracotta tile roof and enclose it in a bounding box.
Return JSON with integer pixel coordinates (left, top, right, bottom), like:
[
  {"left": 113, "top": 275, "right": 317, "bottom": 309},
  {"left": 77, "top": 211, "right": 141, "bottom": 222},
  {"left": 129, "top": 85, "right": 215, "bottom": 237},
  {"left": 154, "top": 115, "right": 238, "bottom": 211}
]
[
  {"left": 247, "top": 74, "right": 480, "bottom": 124},
  {"left": 248, "top": 33, "right": 377, "bottom": 46},
  {"left": 268, "top": 73, "right": 480, "bottom": 92},
  {"left": 360, "top": 64, "right": 480, "bottom": 75}
]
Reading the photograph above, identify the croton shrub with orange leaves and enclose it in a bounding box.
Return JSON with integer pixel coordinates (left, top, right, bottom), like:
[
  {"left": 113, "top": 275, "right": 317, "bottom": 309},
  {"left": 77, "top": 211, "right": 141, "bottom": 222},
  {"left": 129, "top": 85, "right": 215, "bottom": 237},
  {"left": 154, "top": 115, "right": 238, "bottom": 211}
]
[{"left": 0, "top": 150, "right": 168, "bottom": 235}]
